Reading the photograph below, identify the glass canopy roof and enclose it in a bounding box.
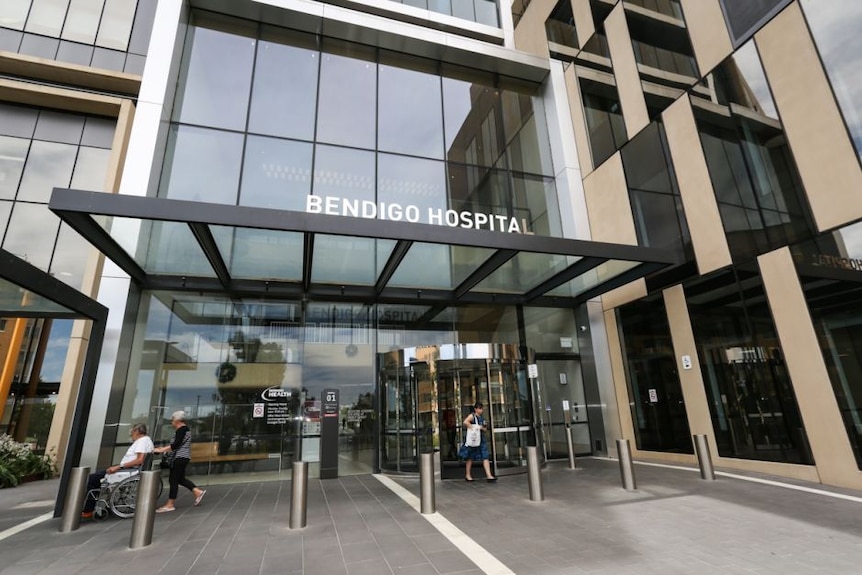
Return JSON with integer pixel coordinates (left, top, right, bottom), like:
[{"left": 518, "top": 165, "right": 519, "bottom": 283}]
[{"left": 49, "top": 189, "right": 680, "bottom": 308}]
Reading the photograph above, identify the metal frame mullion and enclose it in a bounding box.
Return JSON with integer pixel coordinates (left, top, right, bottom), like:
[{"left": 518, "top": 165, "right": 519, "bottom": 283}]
[
  {"left": 188, "top": 223, "right": 232, "bottom": 288},
  {"left": 375, "top": 240, "right": 412, "bottom": 295},
  {"left": 575, "top": 262, "right": 668, "bottom": 301},
  {"left": 453, "top": 248, "right": 517, "bottom": 298},
  {"left": 523, "top": 256, "right": 605, "bottom": 302},
  {"left": 302, "top": 232, "right": 314, "bottom": 291}
]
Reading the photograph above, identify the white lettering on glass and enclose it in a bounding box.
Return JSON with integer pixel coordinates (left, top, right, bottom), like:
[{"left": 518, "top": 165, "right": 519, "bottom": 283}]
[{"left": 305, "top": 195, "right": 534, "bottom": 234}]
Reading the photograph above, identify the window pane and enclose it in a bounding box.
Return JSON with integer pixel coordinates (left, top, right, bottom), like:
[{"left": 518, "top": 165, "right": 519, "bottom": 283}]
[
  {"left": 313, "top": 145, "right": 375, "bottom": 204},
  {"left": 719, "top": 0, "right": 791, "bottom": 44},
  {"left": 377, "top": 153, "right": 447, "bottom": 214},
  {"left": 239, "top": 135, "right": 313, "bottom": 211},
  {"left": 3, "top": 202, "right": 61, "bottom": 270},
  {"left": 70, "top": 146, "right": 111, "bottom": 191},
  {"left": 316, "top": 43, "right": 376, "bottom": 149},
  {"left": 211, "top": 226, "right": 303, "bottom": 281},
  {"left": 0, "top": 200, "right": 11, "bottom": 235},
  {"left": 248, "top": 28, "right": 319, "bottom": 140},
  {"left": 618, "top": 295, "right": 693, "bottom": 453},
  {"left": 474, "top": 0, "right": 499, "bottom": 27},
  {"left": 1, "top": 0, "right": 34, "bottom": 30},
  {"left": 173, "top": 17, "right": 256, "bottom": 131},
  {"left": 61, "top": 0, "right": 104, "bottom": 44},
  {"left": 442, "top": 73, "right": 501, "bottom": 168},
  {"left": 158, "top": 125, "right": 243, "bottom": 204},
  {"left": 378, "top": 57, "right": 444, "bottom": 159},
  {"left": 49, "top": 223, "right": 91, "bottom": 289},
  {"left": 34, "top": 110, "right": 85, "bottom": 144},
  {"left": 95, "top": 0, "right": 137, "bottom": 50},
  {"left": 25, "top": 0, "right": 70, "bottom": 37},
  {"left": 312, "top": 235, "right": 380, "bottom": 285},
  {"left": 17, "top": 141, "right": 77, "bottom": 202},
  {"left": 502, "top": 92, "right": 554, "bottom": 176},
  {"left": 0, "top": 136, "right": 30, "bottom": 200}
]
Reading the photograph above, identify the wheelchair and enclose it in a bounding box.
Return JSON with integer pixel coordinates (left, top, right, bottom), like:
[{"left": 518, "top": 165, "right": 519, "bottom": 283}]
[{"left": 86, "top": 453, "right": 165, "bottom": 520}]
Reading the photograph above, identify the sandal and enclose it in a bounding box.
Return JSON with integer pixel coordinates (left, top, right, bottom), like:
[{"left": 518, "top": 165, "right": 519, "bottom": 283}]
[{"left": 155, "top": 506, "right": 175, "bottom": 513}]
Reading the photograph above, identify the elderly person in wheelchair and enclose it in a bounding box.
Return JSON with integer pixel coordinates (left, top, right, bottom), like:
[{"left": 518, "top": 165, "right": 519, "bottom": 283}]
[{"left": 81, "top": 423, "right": 157, "bottom": 520}]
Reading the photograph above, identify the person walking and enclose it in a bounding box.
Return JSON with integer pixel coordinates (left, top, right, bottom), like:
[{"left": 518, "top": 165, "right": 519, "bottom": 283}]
[
  {"left": 459, "top": 402, "right": 497, "bottom": 482},
  {"left": 154, "top": 410, "right": 206, "bottom": 512}
]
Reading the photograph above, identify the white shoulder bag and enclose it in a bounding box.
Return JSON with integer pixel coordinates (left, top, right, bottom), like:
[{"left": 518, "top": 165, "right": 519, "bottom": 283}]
[{"left": 465, "top": 416, "right": 481, "bottom": 447}]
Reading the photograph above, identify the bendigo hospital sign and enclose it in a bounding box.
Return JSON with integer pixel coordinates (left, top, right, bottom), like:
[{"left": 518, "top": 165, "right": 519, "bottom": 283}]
[{"left": 306, "top": 195, "right": 534, "bottom": 235}]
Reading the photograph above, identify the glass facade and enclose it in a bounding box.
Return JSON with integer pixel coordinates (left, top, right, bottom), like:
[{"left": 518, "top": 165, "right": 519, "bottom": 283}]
[
  {"left": 159, "top": 12, "right": 559, "bottom": 237},
  {"left": 0, "top": 0, "right": 156, "bottom": 73},
  {"left": 686, "top": 269, "right": 812, "bottom": 464},
  {"left": 800, "top": 0, "right": 862, "bottom": 163},
  {"left": 581, "top": 80, "right": 626, "bottom": 168},
  {"left": 618, "top": 294, "right": 692, "bottom": 453},
  {"left": 387, "top": 0, "right": 499, "bottom": 27},
  {"left": 792, "top": 221, "right": 862, "bottom": 469},
  {"left": 0, "top": 102, "right": 114, "bottom": 290},
  {"left": 694, "top": 41, "right": 815, "bottom": 262},
  {"left": 621, "top": 121, "right": 692, "bottom": 262}
]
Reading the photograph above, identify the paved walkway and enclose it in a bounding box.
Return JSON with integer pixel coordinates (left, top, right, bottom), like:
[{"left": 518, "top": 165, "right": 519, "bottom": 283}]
[{"left": 1, "top": 458, "right": 862, "bottom": 574}]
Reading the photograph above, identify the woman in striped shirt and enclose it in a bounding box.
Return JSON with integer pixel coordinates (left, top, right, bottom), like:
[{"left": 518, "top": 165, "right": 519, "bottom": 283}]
[{"left": 154, "top": 410, "right": 206, "bottom": 512}]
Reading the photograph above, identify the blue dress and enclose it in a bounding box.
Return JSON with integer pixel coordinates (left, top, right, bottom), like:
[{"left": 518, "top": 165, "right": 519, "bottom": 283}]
[{"left": 458, "top": 413, "right": 489, "bottom": 461}]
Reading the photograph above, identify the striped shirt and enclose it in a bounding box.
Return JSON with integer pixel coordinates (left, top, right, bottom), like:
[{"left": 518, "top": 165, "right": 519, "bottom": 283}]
[{"left": 171, "top": 425, "right": 192, "bottom": 460}]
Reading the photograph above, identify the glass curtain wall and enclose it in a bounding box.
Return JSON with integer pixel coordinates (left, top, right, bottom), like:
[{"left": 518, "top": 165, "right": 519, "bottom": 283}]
[
  {"left": 0, "top": 0, "right": 156, "bottom": 73},
  {"left": 618, "top": 294, "right": 692, "bottom": 453},
  {"left": 685, "top": 269, "right": 812, "bottom": 464},
  {"left": 792, "top": 221, "right": 862, "bottom": 469},
  {"left": 159, "top": 11, "right": 559, "bottom": 238},
  {"left": 111, "top": 291, "right": 557, "bottom": 481},
  {"left": 693, "top": 40, "right": 815, "bottom": 261}
]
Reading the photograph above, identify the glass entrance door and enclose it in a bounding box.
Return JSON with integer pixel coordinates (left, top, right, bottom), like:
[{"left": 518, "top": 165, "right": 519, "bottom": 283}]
[{"left": 379, "top": 344, "right": 537, "bottom": 477}]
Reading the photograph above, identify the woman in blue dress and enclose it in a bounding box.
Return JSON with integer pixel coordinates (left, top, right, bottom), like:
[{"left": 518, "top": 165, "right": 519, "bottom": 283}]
[{"left": 459, "top": 402, "right": 497, "bottom": 482}]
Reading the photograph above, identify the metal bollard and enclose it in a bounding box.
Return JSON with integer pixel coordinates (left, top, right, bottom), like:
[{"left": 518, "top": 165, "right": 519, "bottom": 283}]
[
  {"left": 565, "top": 426, "right": 577, "bottom": 470},
  {"left": 526, "top": 446, "right": 544, "bottom": 501},
  {"left": 419, "top": 452, "right": 435, "bottom": 514},
  {"left": 59, "top": 466, "right": 90, "bottom": 533},
  {"left": 616, "top": 439, "right": 637, "bottom": 491},
  {"left": 692, "top": 434, "right": 716, "bottom": 480},
  {"left": 129, "top": 470, "right": 161, "bottom": 549},
  {"left": 289, "top": 461, "right": 308, "bottom": 529}
]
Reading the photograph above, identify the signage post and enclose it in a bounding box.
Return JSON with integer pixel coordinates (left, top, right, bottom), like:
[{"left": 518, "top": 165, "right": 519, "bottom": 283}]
[{"left": 320, "top": 388, "right": 339, "bottom": 479}]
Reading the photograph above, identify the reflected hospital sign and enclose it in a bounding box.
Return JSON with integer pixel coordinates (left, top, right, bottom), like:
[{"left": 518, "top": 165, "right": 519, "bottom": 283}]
[{"left": 306, "top": 195, "right": 534, "bottom": 234}]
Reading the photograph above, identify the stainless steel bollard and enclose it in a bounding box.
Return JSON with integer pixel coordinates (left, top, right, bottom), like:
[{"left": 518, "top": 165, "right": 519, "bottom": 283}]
[
  {"left": 565, "top": 426, "right": 577, "bottom": 470},
  {"left": 419, "top": 452, "right": 435, "bottom": 514},
  {"left": 693, "top": 434, "right": 716, "bottom": 480},
  {"left": 289, "top": 461, "right": 308, "bottom": 529},
  {"left": 129, "top": 470, "right": 161, "bottom": 549},
  {"left": 59, "top": 466, "right": 90, "bottom": 533},
  {"left": 526, "top": 446, "right": 544, "bottom": 501},
  {"left": 616, "top": 439, "right": 637, "bottom": 491}
]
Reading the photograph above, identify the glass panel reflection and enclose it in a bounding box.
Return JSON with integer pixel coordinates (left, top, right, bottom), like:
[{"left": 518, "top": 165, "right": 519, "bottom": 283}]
[
  {"left": 388, "top": 243, "right": 495, "bottom": 290},
  {"left": 211, "top": 226, "right": 304, "bottom": 281},
  {"left": 316, "top": 42, "right": 376, "bottom": 149},
  {"left": 159, "top": 125, "right": 244, "bottom": 205},
  {"left": 378, "top": 55, "right": 444, "bottom": 159},
  {"left": 473, "top": 252, "right": 579, "bottom": 294},
  {"left": 239, "top": 136, "right": 312, "bottom": 211},
  {"left": 142, "top": 222, "right": 215, "bottom": 277},
  {"left": 547, "top": 259, "right": 639, "bottom": 297},
  {"left": 312, "top": 236, "right": 393, "bottom": 285},
  {"left": 0, "top": 276, "right": 71, "bottom": 314}
]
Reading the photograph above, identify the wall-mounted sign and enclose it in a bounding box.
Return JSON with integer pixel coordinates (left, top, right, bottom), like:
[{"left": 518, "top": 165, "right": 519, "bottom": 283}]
[
  {"left": 307, "top": 195, "right": 534, "bottom": 235},
  {"left": 260, "top": 386, "right": 289, "bottom": 425},
  {"left": 559, "top": 373, "right": 568, "bottom": 385},
  {"left": 560, "top": 337, "right": 573, "bottom": 348},
  {"left": 681, "top": 355, "right": 692, "bottom": 370},
  {"left": 527, "top": 364, "right": 539, "bottom": 378},
  {"left": 648, "top": 389, "right": 658, "bottom": 403}
]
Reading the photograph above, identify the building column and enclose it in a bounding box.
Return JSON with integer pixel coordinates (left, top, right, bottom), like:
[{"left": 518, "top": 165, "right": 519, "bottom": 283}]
[{"left": 758, "top": 247, "right": 862, "bottom": 489}]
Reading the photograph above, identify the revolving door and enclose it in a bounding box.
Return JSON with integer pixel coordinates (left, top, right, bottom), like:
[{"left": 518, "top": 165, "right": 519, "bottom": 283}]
[{"left": 379, "top": 344, "right": 538, "bottom": 477}]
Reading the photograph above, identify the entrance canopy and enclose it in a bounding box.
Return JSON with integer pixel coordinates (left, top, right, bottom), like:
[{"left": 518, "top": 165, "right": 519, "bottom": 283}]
[
  {"left": 49, "top": 189, "right": 679, "bottom": 307},
  {"left": 0, "top": 248, "right": 107, "bottom": 517}
]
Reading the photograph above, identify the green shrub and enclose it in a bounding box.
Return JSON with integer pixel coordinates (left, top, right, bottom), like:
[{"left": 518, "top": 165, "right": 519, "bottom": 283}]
[{"left": 0, "top": 434, "right": 56, "bottom": 488}]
